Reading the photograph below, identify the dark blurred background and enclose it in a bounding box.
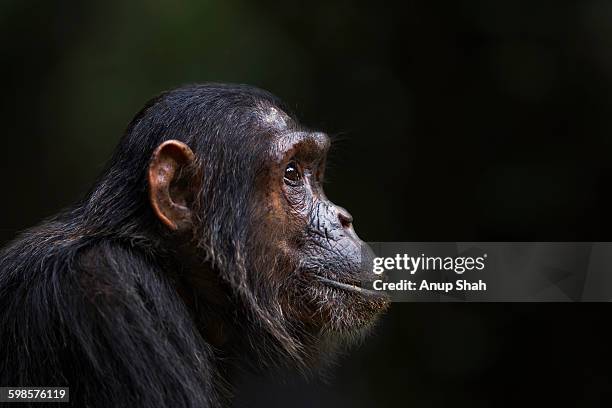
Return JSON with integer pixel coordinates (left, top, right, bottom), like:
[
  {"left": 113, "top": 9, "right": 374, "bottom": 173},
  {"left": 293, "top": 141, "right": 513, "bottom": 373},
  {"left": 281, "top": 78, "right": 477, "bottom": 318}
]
[{"left": 2, "top": 0, "right": 612, "bottom": 406}]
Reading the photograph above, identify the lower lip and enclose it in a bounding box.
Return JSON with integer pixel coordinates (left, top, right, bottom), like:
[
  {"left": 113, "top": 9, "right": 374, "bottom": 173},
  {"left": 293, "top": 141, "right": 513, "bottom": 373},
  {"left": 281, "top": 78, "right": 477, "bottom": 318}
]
[{"left": 316, "top": 276, "right": 383, "bottom": 298}]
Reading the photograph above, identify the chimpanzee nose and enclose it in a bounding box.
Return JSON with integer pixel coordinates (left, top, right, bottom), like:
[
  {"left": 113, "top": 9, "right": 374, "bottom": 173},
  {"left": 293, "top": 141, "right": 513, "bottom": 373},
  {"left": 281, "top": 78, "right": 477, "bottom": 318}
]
[{"left": 337, "top": 206, "right": 353, "bottom": 228}]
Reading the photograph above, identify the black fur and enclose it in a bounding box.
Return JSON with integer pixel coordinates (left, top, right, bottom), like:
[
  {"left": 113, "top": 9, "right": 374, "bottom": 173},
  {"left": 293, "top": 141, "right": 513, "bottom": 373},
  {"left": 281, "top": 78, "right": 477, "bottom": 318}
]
[{"left": 0, "top": 84, "right": 308, "bottom": 407}]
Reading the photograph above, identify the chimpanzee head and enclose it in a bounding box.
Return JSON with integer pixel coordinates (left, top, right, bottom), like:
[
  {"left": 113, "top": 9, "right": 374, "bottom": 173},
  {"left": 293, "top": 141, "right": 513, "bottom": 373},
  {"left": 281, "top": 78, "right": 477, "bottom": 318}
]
[{"left": 105, "top": 83, "right": 388, "bottom": 366}]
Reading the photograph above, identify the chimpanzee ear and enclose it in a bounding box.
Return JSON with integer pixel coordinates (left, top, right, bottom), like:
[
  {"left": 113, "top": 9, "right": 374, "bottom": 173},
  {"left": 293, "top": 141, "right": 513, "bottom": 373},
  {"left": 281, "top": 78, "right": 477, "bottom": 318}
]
[{"left": 148, "top": 140, "right": 197, "bottom": 231}]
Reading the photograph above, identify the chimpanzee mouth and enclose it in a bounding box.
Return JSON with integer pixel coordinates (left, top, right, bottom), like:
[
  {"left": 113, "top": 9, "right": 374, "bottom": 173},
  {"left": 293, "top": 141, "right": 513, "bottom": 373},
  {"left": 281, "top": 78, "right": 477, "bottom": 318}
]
[{"left": 316, "top": 276, "right": 383, "bottom": 298}]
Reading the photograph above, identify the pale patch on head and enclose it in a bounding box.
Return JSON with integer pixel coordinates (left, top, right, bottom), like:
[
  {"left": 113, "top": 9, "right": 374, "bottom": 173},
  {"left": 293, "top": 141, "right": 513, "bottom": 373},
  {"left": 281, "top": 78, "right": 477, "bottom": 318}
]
[{"left": 258, "top": 105, "right": 290, "bottom": 130}]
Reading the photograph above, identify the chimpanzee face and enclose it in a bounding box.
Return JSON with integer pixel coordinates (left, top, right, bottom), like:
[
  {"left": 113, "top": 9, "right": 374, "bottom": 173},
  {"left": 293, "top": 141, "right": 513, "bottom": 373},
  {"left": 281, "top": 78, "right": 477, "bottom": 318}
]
[{"left": 260, "top": 124, "right": 389, "bottom": 334}]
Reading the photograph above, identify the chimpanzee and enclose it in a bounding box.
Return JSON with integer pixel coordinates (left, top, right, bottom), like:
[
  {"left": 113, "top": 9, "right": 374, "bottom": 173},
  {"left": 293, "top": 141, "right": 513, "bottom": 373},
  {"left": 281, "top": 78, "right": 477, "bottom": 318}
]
[{"left": 0, "top": 83, "right": 388, "bottom": 407}]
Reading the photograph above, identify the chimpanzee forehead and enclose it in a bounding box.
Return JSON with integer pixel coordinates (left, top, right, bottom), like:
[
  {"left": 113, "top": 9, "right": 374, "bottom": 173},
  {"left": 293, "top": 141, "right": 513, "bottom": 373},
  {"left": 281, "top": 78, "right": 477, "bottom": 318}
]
[{"left": 269, "top": 131, "right": 330, "bottom": 162}]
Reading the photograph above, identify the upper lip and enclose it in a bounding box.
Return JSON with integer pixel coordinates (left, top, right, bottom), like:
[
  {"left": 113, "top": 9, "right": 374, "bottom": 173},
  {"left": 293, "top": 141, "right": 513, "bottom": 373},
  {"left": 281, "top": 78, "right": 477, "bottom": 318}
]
[{"left": 316, "top": 276, "right": 384, "bottom": 298}]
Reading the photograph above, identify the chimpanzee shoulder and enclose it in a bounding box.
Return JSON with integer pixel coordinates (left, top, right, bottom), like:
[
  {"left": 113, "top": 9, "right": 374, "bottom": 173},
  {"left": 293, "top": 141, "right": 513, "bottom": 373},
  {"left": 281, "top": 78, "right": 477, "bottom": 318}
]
[{"left": 0, "top": 220, "right": 222, "bottom": 408}]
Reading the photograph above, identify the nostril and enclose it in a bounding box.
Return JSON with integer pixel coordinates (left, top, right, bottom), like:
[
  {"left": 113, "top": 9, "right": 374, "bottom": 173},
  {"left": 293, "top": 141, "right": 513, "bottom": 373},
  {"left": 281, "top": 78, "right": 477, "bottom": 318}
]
[{"left": 337, "top": 208, "right": 353, "bottom": 228}]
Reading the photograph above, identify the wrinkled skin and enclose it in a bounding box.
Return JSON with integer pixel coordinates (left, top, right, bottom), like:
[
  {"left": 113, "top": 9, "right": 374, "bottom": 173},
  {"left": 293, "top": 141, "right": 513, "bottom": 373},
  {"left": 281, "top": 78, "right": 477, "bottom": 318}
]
[{"left": 255, "top": 121, "right": 389, "bottom": 334}]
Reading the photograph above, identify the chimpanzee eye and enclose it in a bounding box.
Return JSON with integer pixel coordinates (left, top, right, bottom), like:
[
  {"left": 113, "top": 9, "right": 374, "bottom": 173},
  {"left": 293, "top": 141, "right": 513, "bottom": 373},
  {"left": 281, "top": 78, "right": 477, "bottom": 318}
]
[{"left": 284, "top": 162, "right": 302, "bottom": 185}]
